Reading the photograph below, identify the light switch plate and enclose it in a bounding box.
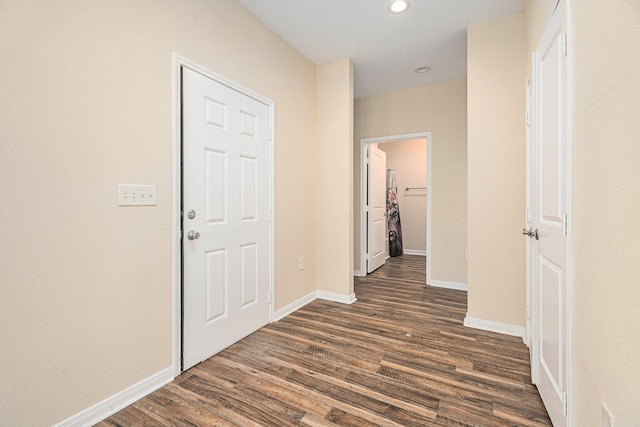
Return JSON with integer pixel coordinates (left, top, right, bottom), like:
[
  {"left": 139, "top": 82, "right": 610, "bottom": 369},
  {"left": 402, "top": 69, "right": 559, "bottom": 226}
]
[{"left": 118, "top": 184, "right": 156, "bottom": 206}]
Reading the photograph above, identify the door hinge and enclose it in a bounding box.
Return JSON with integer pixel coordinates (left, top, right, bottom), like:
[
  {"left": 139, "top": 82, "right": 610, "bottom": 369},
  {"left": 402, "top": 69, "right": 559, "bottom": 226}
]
[
  {"left": 267, "top": 210, "right": 272, "bottom": 222},
  {"left": 526, "top": 209, "right": 531, "bottom": 224},
  {"left": 268, "top": 129, "right": 274, "bottom": 141},
  {"left": 562, "top": 392, "right": 568, "bottom": 416},
  {"left": 562, "top": 33, "right": 568, "bottom": 57},
  {"left": 563, "top": 213, "right": 568, "bottom": 236},
  {"left": 526, "top": 304, "right": 531, "bottom": 320},
  {"left": 526, "top": 112, "right": 530, "bottom": 127},
  {"left": 267, "top": 290, "right": 272, "bottom": 304}
]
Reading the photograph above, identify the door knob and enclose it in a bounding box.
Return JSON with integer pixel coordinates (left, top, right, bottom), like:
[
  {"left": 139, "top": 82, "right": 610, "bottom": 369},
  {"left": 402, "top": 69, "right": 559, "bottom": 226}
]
[
  {"left": 187, "top": 230, "right": 200, "bottom": 240},
  {"left": 522, "top": 228, "right": 539, "bottom": 240}
]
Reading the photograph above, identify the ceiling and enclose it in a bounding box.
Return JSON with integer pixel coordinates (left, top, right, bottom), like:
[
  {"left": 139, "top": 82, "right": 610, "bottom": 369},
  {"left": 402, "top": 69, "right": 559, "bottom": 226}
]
[{"left": 235, "top": 0, "right": 526, "bottom": 98}]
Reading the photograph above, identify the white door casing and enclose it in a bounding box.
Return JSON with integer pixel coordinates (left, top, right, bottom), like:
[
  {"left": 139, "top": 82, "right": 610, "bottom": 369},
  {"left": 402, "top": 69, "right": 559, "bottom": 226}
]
[
  {"left": 182, "top": 67, "right": 272, "bottom": 371},
  {"left": 531, "top": 3, "right": 572, "bottom": 426},
  {"left": 367, "top": 145, "right": 387, "bottom": 273},
  {"left": 525, "top": 77, "right": 533, "bottom": 351}
]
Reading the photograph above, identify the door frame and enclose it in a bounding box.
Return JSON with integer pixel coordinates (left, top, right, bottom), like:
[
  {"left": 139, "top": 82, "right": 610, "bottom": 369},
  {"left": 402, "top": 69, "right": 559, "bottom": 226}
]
[
  {"left": 171, "top": 53, "right": 275, "bottom": 376},
  {"left": 525, "top": 75, "right": 533, "bottom": 352},
  {"left": 528, "top": 1, "right": 574, "bottom": 422},
  {"left": 358, "top": 132, "right": 432, "bottom": 283}
]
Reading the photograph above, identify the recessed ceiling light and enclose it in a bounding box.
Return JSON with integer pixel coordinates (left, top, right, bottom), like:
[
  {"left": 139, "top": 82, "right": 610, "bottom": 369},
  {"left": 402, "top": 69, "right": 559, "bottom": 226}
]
[
  {"left": 414, "top": 66, "right": 432, "bottom": 74},
  {"left": 388, "top": 0, "right": 411, "bottom": 14}
]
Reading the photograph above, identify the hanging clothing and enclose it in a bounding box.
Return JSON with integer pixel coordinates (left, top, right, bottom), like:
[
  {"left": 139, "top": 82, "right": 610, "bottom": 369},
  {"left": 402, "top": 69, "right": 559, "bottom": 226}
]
[{"left": 386, "top": 169, "right": 403, "bottom": 257}]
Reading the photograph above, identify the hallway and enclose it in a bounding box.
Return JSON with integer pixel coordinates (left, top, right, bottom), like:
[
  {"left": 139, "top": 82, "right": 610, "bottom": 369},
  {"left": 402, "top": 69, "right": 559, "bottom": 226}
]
[{"left": 99, "top": 255, "right": 550, "bottom": 426}]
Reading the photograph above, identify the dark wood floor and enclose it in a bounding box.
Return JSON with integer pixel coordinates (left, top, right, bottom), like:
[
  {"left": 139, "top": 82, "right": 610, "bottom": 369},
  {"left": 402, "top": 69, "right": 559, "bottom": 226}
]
[{"left": 98, "top": 255, "right": 551, "bottom": 426}]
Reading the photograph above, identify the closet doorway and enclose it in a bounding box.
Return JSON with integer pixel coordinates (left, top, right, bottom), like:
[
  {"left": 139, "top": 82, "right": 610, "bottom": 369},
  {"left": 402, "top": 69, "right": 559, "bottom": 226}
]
[{"left": 358, "top": 132, "right": 432, "bottom": 282}]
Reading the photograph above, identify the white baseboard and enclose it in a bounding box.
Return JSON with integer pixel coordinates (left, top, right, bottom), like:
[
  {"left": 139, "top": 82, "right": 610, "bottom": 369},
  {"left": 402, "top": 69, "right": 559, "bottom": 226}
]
[
  {"left": 403, "top": 249, "right": 427, "bottom": 256},
  {"left": 463, "top": 315, "right": 525, "bottom": 339},
  {"left": 53, "top": 366, "right": 174, "bottom": 427},
  {"left": 274, "top": 291, "right": 317, "bottom": 321},
  {"left": 317, "top": 291, "right": 357, "bottom": 305},
  {"left": 274, "top": 290, "right": 357, "bottom": 322},
  {"left": 353, "top": 269, "right": 365, "bottom": 277},
  {"left": 429, "top": 280, "right": 468, "bottom": 291}
]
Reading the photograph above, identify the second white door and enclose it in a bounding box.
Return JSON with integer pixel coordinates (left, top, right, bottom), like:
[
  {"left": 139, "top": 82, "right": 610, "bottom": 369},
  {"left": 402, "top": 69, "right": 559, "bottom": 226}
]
[
  {"left": 532, "top": 3, "right": 570, "bottom": 426},
  {"left": 182, "top": 67, "right": 272, "bottom": 371},
  {"left": 367, "top": 144, "right": 387, "bottom": 273}
]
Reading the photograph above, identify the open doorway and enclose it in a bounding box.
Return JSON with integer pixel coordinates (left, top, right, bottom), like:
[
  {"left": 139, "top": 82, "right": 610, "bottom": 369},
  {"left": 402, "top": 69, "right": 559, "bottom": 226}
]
[{"left": 358, "top": 132, "right": 432, "bottom": 283}]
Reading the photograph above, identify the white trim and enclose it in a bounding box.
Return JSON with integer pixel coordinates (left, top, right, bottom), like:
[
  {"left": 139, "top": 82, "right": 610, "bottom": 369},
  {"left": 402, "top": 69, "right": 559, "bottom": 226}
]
[
  {"left": 429, "top": 280, "right": 468, "bottom": 291},
  {"left": 525, "top": 71, "right": 534, "bottom": 353},
  {"left": 275, "top": 290, "right": 357, "bottom": 322},
  {"left": 426, "top": 141, "right": 432, "bottom": 283},
  {"left": 359, "top": 132, "right": 432, "bottom": 282},
  {"left": 317, "top": 291, "right": 357, "bottom": 304},
  {"left": 172, "top": 53, "right": 276, "bottom": 375},
  {"left": 463, "top": 316, "right": 525, "bottom": 339},
  {"left": 353, "top": 269, "right": 365, "bottom": 277},
  {"left": 53, "top": 367, "right": 173, "bottom": 427},
  {"left": 565, "top": 2, "right": 575, "bottom": 424},
  {"left": 360, "top": 132, "right": 430, "bottom": 145},
  {"left": 273, "top": 291, "right": 317, "bottom": 321},
  {"left": 403, "top": 249, "right": 426, "bottom": 256},
  {"left": 171, "top": 53, "right": 182, "bottom": 376}
]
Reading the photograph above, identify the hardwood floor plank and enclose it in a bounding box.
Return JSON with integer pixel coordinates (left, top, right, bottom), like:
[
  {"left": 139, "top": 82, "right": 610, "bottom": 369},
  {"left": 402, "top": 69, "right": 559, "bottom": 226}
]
[
  {"left": 437, "top": 399, "right": 511, "bottom": 427},
  {"left": 97, "top": 255, "right": 551, "bottom": 427},
  {"left": 179, "top": 373, "right": 304, "bottom": 426},
  {"left": 132, "top": 387, "right": 230, "bottom": 427},
  {"left": 300, "top": 412, "right": 362, "bottom": 427},
  {"left": 211, "top": 357, "right": 334, "bottom": 418},
  {"left": 163, "top": 383, "right": 265, "bottom": 427},
  {"left": 99, "top": 405, "right": 170, "bottom": 427},
  {"left": 323, "top": 408, "right": 381, "bottom": 427}
]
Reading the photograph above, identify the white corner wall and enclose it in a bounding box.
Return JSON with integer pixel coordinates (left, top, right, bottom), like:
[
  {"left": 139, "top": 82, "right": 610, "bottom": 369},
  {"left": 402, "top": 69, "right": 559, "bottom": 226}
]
[{"left": 316, "top": 59, "right": 355, "bottom": 299}]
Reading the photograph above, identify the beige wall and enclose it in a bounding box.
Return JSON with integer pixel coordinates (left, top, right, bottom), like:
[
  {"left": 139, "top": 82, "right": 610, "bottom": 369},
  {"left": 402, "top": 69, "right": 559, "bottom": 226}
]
[
  {"left": 570, "top": 1, "right": 640, "bottom": 424},
  {"left": 524, "top": 0, "right": 555, "bottom": 76},
  {"left": 354, "top": 80, "right": 468, "bottom": 284},
  {"left": 316, "top": 59, "right": 354, "bottom": 297},
  {"left": 467, "top": 14, "right": 526, "bottom": 326},
  {"left": 378, "top": 139, "right": 427, "bottom": 254},
  {"left": 0, "top": 0, "right": 318, "bottom": 425}
]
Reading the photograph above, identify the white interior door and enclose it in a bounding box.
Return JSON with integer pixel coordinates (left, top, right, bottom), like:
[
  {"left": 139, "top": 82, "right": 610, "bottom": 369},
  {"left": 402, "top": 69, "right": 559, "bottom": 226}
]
[
  {"left": 367, "top": 145, "right": 387, "bottom": 273},
  {"left": 182, "top": 68, "right": 271, "bottom": 371},
  {"left": 532, "top": 4, "right": 570, "bottom": 426}
]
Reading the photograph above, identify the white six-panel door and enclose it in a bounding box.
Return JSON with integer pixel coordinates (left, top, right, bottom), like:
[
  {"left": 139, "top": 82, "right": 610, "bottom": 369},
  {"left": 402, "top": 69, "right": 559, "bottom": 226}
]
[
  {"left": 367, "top": 145, "right": 387, "bottom": 273},
  {"left": 532, "top": 3, "right": 570, "bottom": 426},
  {"left": 182, "top": 68, "right": 271, "bottom": 371}
]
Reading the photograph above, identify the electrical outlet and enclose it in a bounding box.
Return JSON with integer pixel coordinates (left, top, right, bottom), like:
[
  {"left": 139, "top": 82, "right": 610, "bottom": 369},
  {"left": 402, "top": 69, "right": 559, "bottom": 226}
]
[
  {"left": 298, "top": 257, "right": 304, "bottom": 270},
  {"left": 602, "top": 402, "right": 614, "bottom": 427},
  {"left": 118, "top": 184, "right": 157, "bottom": 206},
  {"left": 464, "top": 250, "right": 468, "bottom": 260}
]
